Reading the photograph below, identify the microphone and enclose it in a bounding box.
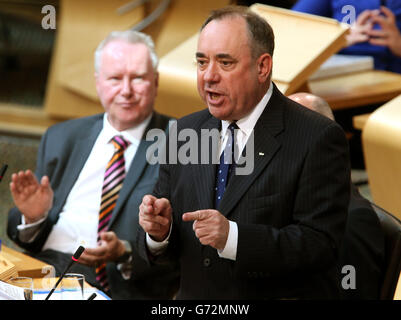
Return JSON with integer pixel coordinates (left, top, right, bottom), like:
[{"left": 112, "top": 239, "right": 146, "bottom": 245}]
[
  {"left": 0, "top": 164, "right": 8, "bottom": 183},
  {"left": 87, "top": 292, "right": 97, "bottom": 300},
  {"left": 45, "top": 246, "right": 85, "bottom": 300}
]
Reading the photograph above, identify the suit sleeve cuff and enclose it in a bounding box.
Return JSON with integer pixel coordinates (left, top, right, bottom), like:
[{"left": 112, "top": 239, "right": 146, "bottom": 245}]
[{"left": 16, "top": 213, "right": 48, "bottom": 243}]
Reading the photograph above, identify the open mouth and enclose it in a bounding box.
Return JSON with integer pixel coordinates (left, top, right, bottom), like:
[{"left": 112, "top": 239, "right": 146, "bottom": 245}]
[
  {"left": 209, "top": 92, "right": 221, "bottom": 100},
  {"left": 206, "top": 90, "right": 224, "bottom": 105}
]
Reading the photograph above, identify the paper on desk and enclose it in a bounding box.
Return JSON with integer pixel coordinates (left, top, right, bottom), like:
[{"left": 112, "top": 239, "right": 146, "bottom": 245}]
[
  {"left": 0, "top": 280, "right": 27, "bottom": 300},
  {"left": 309, "top": 54, "right": 374, "bottom": 80}
]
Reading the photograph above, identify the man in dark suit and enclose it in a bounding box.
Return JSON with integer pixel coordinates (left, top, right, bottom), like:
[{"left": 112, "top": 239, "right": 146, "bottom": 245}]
[
  {"left": 137, "top": 6, "right": 350, "bottom": 299},
  {"left": 289, "top": 92, "right": 385, "bottom": 299},
  {"left": 7, "top": 30, "right": 179, "bottom": 299}
]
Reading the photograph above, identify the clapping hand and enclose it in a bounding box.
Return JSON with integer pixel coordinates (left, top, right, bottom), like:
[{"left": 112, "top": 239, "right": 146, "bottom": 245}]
[{"left": 10, "top": 170, "right": 53, "bottom": 224}]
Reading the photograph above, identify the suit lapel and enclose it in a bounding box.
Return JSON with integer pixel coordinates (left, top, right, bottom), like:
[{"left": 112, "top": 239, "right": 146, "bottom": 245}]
[
  {"left": 191, "top": 116, "right": 220, "bottom": 209},
  {"left": 218, "top": 85, "right": 285, "bottom": 216},
  {"left": 109, "top": 113, "right": 167, "bottom": 227},
  {"left": 51, "top": 117, "right": 103, "bottom": 218},
  {"left": 109, "top": 139, "right": 151, "bottom": 226}
]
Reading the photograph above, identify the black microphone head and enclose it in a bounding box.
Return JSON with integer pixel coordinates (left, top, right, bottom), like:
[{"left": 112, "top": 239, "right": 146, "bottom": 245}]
[
  {"left": 0, "top": 164, "right": 8, "bottom": 182},
  {"left": 73, "top": 246, "right": 85, "bottom": 260}
]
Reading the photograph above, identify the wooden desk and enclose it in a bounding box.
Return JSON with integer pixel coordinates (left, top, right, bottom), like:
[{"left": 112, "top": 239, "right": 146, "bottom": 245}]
[
  {"left": 353, "top": 113, "right": 370, "bottom": 130},
  {"left": 0, "top": 103, "right": 60, "bottom": 137},
  {"left": 1, "top": 246, "right": 55, "bottom": 279},
  {"left": 394, "top": 273, "right": 401, "bottom": 300},
  {"left": 309, "top": 70, "right": 401, "bottom": 111}
]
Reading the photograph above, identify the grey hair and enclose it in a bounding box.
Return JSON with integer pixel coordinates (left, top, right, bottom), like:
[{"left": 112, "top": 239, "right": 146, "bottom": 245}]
[
  {"left": 94, "top": 30, "right": 158, "bottom": 73},
  {"left": 200, "top": 6, "right": 275, "bottom": 60}
]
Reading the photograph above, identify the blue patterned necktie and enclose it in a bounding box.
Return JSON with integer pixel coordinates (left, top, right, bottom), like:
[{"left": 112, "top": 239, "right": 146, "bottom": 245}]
[{"left": 215, "top": 122, "right": 238, "bottom": 208}]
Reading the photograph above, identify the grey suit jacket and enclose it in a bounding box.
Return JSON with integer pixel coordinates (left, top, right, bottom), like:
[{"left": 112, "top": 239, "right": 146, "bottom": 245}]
[
  {"left": 137, "top": 84, "right": 351, "bottom": 299},
  {"left": 8, "top": 112, "right": 179, "bottom": 299}
]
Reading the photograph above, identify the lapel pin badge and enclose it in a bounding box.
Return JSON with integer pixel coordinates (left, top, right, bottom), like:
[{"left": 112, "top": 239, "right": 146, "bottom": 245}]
[{"left": 259, "top": 152, "right": 264, "bottom": 156}]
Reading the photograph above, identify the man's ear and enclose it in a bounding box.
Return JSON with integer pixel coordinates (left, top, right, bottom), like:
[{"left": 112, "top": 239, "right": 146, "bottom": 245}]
[
  {"left": 94, "top": 72, "right": 100, "bottom": 93},
  {"left": 155, "top": 71, "right": 159, "bottom": 89},
  {"left": 257, "top": 53, "right": 272, "bottom": 83}
]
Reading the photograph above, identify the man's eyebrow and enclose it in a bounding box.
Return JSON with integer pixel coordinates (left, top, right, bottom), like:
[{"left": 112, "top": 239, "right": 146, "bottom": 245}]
[
  {"left": 216, "top": 53, "right": 234, "bottom": 59},
  {"left": 195, "top": 53, "right": 235, "bottom": 60}
]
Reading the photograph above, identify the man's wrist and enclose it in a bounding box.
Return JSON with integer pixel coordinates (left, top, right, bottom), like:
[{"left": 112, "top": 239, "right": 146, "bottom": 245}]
[
  {"left": 149, "top": 233, "right": 168, "bottom": 243},
  {"left": 24, "top": 216, "right": 44, "bottom": 225},
  {"left": 21, "top": 211, "right": 48, "bottom": 226}
]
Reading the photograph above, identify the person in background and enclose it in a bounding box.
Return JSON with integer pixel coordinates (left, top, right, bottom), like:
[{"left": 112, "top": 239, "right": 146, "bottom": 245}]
[
  {"left": 293, "top": 1, "right": 401, "bottom": 169},
  {"left": 292, "top": 0, "right": 401, "bottom": 73},
  {"left": 289, "top": 92, "right": 385, "bottom": 299},
  {"left": 7, "top": 30, "right": 179, "bottom": 299}
]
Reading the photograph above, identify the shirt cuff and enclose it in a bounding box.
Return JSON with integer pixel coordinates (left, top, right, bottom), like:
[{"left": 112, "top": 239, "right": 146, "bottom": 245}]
[
  {"left": 18, "top": 213, "right": 48, "bottom": 229},
  {"left": 217, "top": 220, "right": 238, "bottom": 261},
  {"left": 117, "top": 255, "right": 133, "bottom": 280}
]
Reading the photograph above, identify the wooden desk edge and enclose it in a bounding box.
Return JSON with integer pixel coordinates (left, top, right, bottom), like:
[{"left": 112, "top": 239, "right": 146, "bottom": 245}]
[
  {"left": 353, "top": 113, "right": 371, "bottom": 131},
  {"left": 1, "top": 246, "right": 55, "bottom": 279}
]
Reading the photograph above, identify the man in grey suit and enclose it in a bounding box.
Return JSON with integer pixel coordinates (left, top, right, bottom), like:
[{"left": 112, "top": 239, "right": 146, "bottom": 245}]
[
  {"left": 7, "top": 30, "right": 179, "bottom": 299},
  {"left": 137, "top": 6, "right": 350, "bottom": 299}
]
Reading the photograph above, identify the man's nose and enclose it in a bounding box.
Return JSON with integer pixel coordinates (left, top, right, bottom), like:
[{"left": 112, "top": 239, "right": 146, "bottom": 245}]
[
  {"left": 203, "top": 62, "right": 220, "bottom": 83},
  {"left": 121, "top": 77, "right": 132, "bottom": 97}
]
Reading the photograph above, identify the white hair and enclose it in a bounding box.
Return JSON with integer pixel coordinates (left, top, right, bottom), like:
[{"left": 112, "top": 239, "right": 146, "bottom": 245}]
[{"left": 94, "top": 30, "right": 158, "bottom": 72}]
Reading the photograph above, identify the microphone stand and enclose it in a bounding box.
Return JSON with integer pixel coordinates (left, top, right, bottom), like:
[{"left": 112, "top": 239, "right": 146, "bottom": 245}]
[{"left": 45, "top": 246, "right": 85, "bottom": 300}]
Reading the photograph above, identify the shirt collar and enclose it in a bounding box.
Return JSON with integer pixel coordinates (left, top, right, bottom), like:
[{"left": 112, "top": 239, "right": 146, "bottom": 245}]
[
  {"left": 100, "top": 112, "right": 153, "bottom": 147},
  {"left": 221, "top": 82, "right": 273, "bottom": 138}
]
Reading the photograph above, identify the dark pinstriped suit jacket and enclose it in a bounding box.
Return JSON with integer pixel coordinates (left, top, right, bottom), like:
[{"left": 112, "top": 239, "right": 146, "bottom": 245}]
[
  {"left": 8, "top": 112, "right": 179, "bottom": 299},
  {"left": 137, "top": 84, "right": 351, "bottom": 299}
]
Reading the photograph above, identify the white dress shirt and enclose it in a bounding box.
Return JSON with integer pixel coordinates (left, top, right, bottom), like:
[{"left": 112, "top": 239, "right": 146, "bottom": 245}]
[
  {"left": 18, "top": 113, "right": 152, "bottom": 255},
  {"left": 147, "top": 82, "right": 273, "bottom": 260}
]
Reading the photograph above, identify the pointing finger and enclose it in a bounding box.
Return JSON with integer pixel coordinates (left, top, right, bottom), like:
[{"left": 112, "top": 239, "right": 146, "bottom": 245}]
[{"left": 183, "top": 210, "right": 206, "bottom": 222}]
